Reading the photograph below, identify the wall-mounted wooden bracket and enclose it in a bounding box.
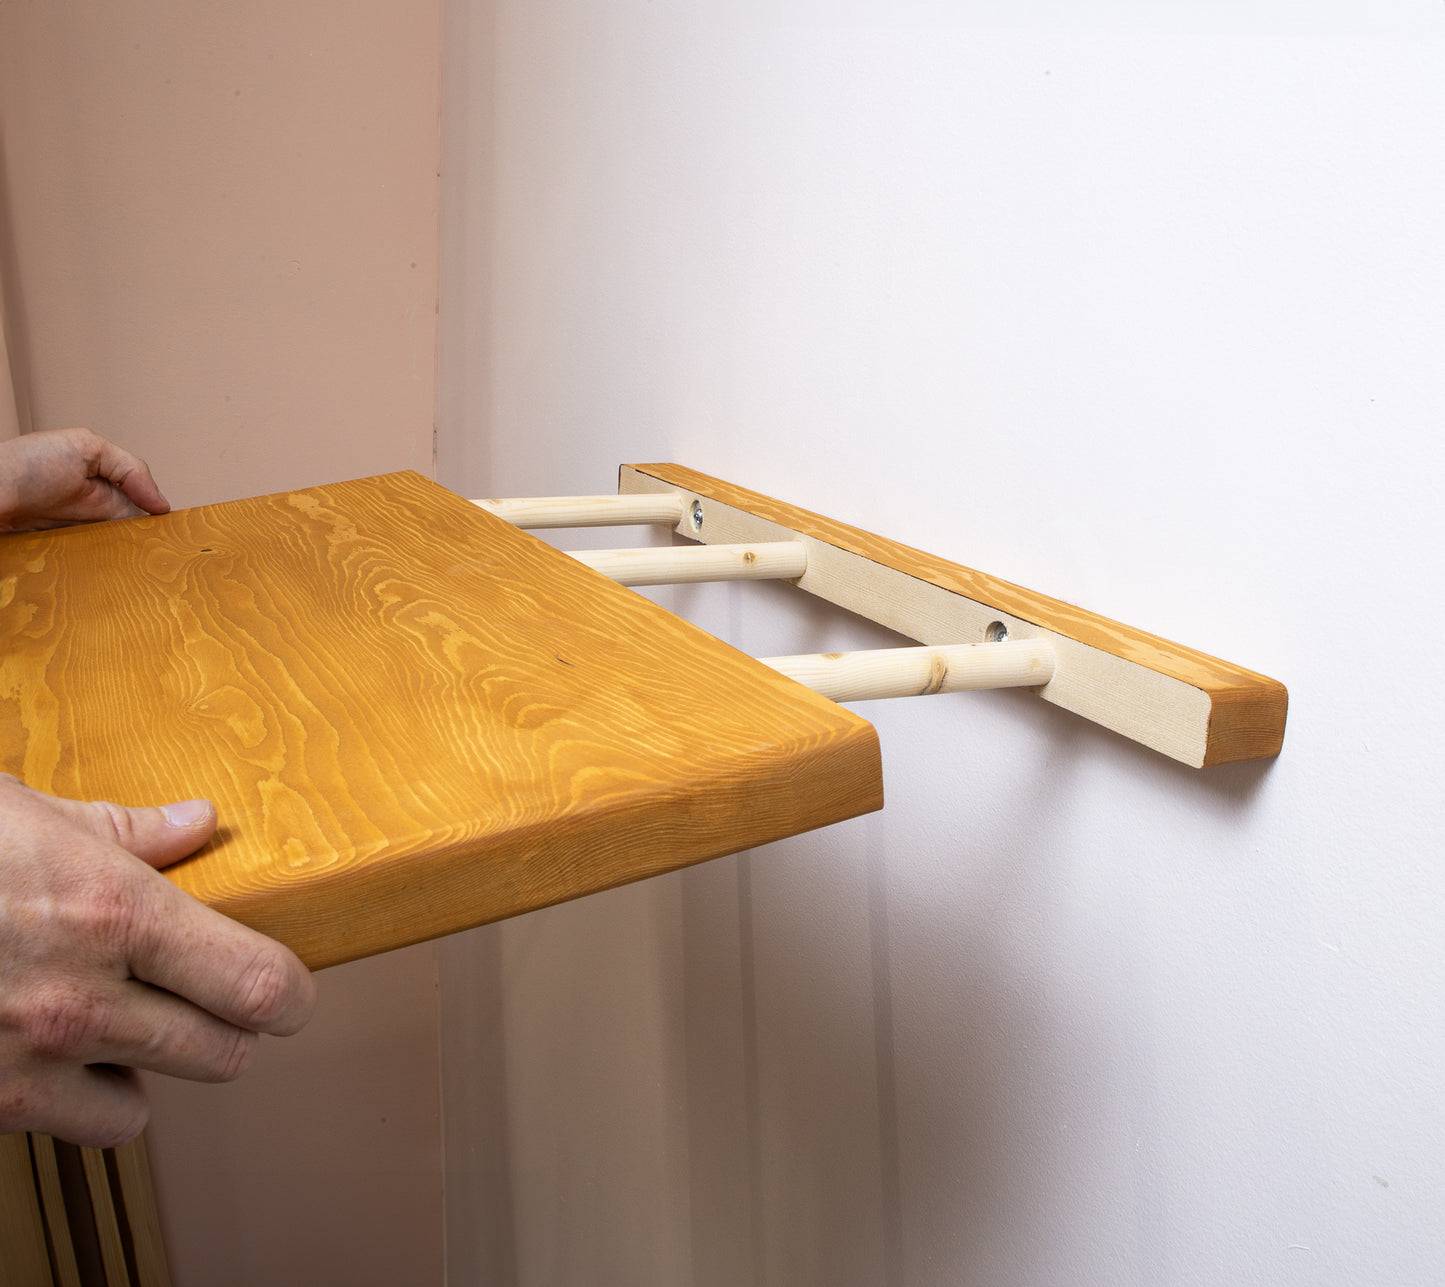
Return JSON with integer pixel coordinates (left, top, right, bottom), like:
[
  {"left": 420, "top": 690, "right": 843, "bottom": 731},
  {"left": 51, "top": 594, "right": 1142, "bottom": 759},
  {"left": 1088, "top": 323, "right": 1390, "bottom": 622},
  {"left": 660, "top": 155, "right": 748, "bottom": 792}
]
[
  {"left": 480, "top": 466, "right": 1288, "bottom": 767},
  {"left": 623, "top": 465, "right": 1286, "bottom": 767}
]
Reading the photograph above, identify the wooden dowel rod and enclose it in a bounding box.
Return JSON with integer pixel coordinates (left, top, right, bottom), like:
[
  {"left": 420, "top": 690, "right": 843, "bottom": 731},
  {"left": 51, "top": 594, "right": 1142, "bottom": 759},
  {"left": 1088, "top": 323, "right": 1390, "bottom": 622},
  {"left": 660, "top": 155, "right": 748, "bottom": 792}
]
[
  {"left": 570, "top": 541, "right": 808, "bottom": 587},
  {"left": 761, "top": 640, "right": 1055, "bottom": 702},
  {"left": 472, "top": 494, "right": 687, "bottom": 528}
]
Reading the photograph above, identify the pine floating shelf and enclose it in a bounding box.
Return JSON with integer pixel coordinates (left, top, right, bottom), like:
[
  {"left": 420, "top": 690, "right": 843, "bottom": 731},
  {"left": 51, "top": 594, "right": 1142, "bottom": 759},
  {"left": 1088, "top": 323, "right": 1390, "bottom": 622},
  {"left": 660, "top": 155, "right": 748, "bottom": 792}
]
[{"left": 0, "top": 471, "right": 881, "bottom": 969}]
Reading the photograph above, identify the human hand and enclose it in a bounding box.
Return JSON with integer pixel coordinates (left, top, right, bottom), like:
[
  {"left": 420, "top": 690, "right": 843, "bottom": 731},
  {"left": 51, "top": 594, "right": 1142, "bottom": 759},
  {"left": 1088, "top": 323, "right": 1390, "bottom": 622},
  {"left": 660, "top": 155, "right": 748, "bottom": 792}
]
[
  {"left": 0, "top": 427, "right": 171, "bottom": 533},
  {"left": 0, "top": 776, "right": 317, "bottom": 1147}
]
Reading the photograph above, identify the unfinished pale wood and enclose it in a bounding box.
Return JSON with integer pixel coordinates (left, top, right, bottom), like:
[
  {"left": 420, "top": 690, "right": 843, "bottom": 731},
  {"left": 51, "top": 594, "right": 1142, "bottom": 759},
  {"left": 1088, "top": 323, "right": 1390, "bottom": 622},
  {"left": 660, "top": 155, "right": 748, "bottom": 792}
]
[
  {"left": 620, "top": 465, "right": 1287, "bottom": 767},
  {"left": 569, "top": 541, "right": 808, "bottom": 587},
  {"left": 473, "top": 493, "right": 686, "bottom": 528},
  {"left": 0, "top": 471, "right": 881, "bottom": 969},
  {"left": 30, "top": 1134, "right": 83, "bottom": 1287},
  {"left": 762, "top": 640, "right": 1056, "bottom": 703},
  {"left": 112, "top": 1136, "right": 171, "bottom": 1287},
  {"left": 80, "top": 1145, "right": 131, "bottom": 1287},
  {"left": 0, "top": 1133, "right": 54, "bottom": 1287}
]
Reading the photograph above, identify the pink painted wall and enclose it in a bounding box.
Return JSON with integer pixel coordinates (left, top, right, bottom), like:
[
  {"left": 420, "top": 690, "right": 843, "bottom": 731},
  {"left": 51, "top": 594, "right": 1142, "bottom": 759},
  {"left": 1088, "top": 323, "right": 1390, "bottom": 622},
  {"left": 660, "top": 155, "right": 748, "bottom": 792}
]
[
  {"left": 0, "top": 3, "right": 444, "bottom": 1281},
  {"left": 0, "top": 0, "right": 438, "bottom": 503}
]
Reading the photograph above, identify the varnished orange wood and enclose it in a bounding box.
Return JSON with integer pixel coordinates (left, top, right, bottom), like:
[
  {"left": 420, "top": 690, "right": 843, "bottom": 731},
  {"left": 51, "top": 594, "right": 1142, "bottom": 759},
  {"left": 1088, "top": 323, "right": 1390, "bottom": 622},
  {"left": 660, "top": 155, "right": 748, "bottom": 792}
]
[{"left": 0, "top": 472, "right": 882, "bottom": 968}]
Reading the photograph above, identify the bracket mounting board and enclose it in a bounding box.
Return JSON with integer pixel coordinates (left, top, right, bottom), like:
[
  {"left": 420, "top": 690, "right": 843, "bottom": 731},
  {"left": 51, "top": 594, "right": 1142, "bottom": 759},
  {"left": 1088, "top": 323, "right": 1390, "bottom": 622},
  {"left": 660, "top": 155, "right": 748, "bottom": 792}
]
[{"left": 618, "top": 464, "right": 1287, "bottom": 768}]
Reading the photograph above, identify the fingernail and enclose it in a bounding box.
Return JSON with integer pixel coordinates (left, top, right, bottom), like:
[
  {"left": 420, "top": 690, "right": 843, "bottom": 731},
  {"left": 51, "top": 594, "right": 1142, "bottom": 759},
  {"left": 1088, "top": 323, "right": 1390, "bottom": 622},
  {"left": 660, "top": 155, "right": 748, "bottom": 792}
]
[{"left": 161, "top": 798, "right": 212, "bottom": 827}]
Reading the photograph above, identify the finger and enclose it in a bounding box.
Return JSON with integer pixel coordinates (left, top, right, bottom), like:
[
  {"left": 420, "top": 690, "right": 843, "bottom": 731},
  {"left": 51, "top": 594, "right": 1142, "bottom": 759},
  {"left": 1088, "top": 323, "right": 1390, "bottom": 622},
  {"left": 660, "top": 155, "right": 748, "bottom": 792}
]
[
  {"left": 45, "top": 794, "right": 219, "bottom": 870},
  {"left": 117, "top": 982, "right": 260, "bottom": 1082},
  {"left": 8, "top": 784, "right": 316, "bottom": 1035},
  {"left": 22, "top": 971, "right": 258, "bottom": 1083},
  {"left": 74, "top": 479, "right": 150, "bottom": 523},
  {"left": 84, "top": 431, "right": 171, "bottom": 516},
  {"left": 0, "top": 778, "right": 216, "bottom": 869},
  {"left": 126, "top": 876, "right": 318, "bottom": 1037},
  {"left": 15, "top": 1063, "right": 150, "bottom": 1150}
]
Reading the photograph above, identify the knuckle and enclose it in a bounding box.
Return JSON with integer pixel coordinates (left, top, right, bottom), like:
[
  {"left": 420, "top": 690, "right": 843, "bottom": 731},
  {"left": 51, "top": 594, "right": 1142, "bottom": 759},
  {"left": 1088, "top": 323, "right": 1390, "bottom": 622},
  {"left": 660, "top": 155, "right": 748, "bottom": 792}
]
[
  {"left": 22, "top": 984, "right": 105, "bottom": 1061},
  {"left": 89, "top": 1094, "right": 149, "bottom": 1150},
  {"left": 213, "top": 1028, "right": 258, "bottom": 1083},
  {"left": 76, "top": 877, "right": 143, "bottom": 951},
  {"left": 91, "top": 799, "right": 135, "bottom": 847},
  {"left": 236, "top": 951, "right": 299, "bottom": 1031},
  {"left": 0, "top": 1075, "right": 38, "bottom": 1135}
]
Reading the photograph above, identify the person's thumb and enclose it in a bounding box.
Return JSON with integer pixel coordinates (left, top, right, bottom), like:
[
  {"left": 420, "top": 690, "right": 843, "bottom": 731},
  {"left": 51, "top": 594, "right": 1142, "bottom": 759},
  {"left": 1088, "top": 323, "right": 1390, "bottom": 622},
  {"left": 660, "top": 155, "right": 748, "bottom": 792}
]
[{"left": 70, "top": 796, "right": 219, "bottom": 869}]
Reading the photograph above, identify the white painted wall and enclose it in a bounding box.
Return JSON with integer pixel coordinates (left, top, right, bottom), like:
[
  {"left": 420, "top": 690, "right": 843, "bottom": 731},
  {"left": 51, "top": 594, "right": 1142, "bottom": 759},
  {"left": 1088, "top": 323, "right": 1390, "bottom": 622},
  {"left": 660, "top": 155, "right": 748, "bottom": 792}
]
[{"left": 437, "top": 3, "right": 1445, "bottom": 1282}]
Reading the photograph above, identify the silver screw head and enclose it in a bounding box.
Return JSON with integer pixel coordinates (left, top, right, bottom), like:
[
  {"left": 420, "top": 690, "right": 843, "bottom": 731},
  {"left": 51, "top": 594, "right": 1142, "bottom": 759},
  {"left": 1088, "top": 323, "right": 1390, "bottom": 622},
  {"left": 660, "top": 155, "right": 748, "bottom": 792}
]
[
  {"left": 690, "top": 500, "right": 704, "bottom": 531},
  {"left": 986, "top": 621, "right": 1009, "bottom": 643}
]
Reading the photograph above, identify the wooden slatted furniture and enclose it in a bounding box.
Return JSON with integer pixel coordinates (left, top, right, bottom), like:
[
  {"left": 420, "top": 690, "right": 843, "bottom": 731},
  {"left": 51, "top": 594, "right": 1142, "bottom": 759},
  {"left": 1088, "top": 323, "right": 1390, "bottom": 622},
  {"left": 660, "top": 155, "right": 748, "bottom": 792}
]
[{"left": 0, "top": 1132, "right": 170, "bottom": 1287}]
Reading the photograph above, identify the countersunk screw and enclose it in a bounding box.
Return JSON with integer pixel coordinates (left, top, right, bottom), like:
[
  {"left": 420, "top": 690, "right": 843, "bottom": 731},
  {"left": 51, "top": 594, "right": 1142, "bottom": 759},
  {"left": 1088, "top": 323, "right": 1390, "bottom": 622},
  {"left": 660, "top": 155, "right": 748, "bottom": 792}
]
[
  {"left": 986, "top": 621, "right": 1009, "bottom": 643},
  {"left": 690, "top": 500, "right": 704, "bottom": 531}
]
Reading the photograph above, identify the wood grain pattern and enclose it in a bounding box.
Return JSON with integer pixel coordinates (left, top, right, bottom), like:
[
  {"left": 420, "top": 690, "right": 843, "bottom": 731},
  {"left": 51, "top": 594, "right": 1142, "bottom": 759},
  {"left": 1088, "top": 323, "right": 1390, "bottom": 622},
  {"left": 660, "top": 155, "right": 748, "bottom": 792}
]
[
  {"left": 621, "top": 464, "right": 1286, "bottom": 766},
  {"left": 0, "top": 472, "right": 881, "bottom": 968},
  {"left": 0, "top": 1133, "right": 54, "bottom": 1287},
  {"left": 30, "top": 1134, "right": 83, "bottom": 1287},
  {"left": 112, "top": 1136, "right": 170, "bottom": 1287},
  {"left": 80, "top": 1146, "right": 130, "bottom": 1287}
]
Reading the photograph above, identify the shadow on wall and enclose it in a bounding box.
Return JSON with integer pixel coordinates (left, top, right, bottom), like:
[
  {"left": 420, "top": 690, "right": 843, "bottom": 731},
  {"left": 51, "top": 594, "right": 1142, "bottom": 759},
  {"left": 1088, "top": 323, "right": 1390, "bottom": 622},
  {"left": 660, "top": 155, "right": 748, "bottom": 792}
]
[
  {"left": 673, "top": 676, "right": 1277, "bottom": 1285},
  {"left": 437, "top": 917, "right": 520, "bottom": 1285},
  {"left": 447, "top": 575, "right": 1281, "bottom": 1283},
  {"left": 667, "top": 736, "right": 1059, "bottom": 1280},
  {"left": 0, "top": 126, "right": 34, "bottom": 437}
]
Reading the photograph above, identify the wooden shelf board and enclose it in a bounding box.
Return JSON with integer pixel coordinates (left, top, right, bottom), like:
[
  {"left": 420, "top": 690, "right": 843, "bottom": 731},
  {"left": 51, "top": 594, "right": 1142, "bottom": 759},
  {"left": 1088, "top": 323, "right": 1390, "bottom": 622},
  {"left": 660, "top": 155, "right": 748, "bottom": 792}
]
[{"left": 0, "top": 471, "right": 882, "bottom": 968}]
